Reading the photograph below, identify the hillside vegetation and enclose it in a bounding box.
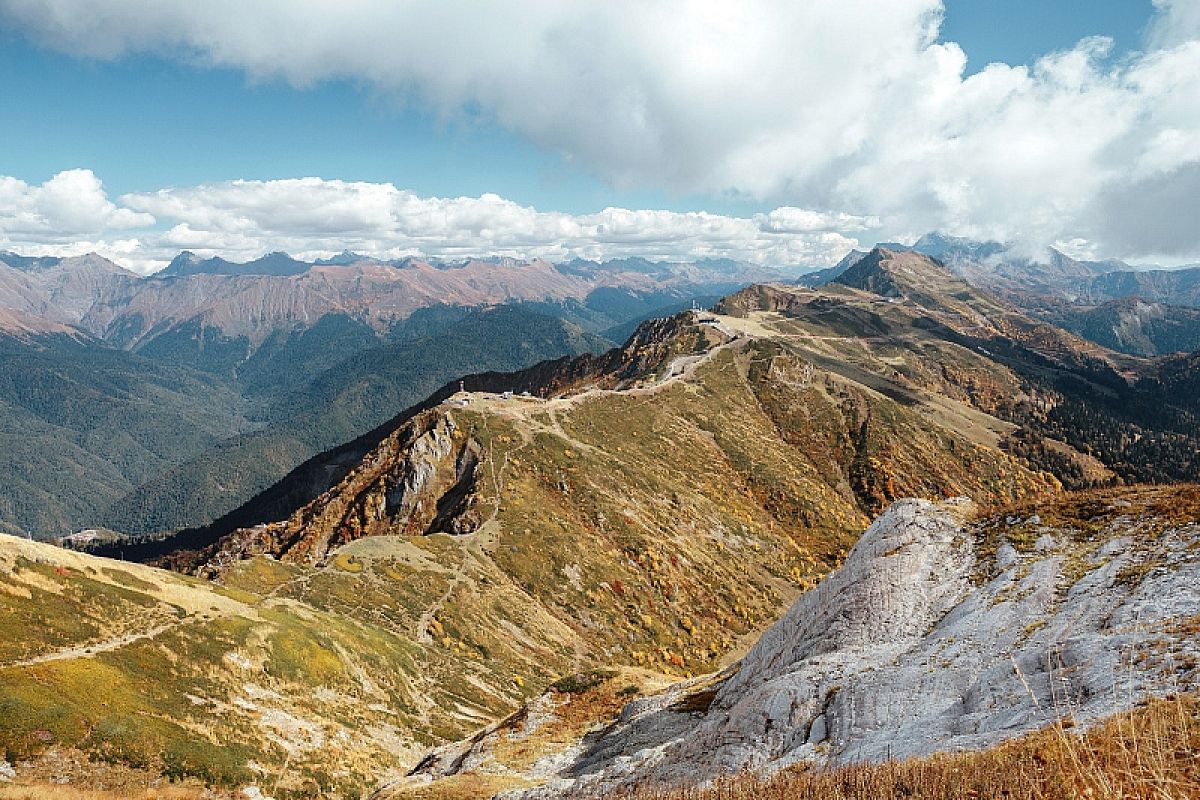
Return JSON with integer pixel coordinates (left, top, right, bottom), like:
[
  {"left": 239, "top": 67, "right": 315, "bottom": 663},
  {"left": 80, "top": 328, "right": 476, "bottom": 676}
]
[
  {"left": 629, "top": 693, "right": 1200, "bottom": 800},
  {"left": 97, "top": 306, "right": 612, "bottom": 537},
  {"left": 0, "top": 306, "right": 609, "bottom": 539},
  {"left": 400, "top": 485, "right": 1200, "bottom": 798},
  {"left": 7, "top": 260, "right": 1200, "bottom": 797},
  {"left": 0, "top": 332, "right": 253, "bottom": 538}
]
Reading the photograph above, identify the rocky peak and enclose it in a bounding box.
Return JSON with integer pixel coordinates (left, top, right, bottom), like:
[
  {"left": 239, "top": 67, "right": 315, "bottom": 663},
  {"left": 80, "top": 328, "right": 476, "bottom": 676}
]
[
  {"left": 0, "top": 250, "right": 64, "bottom": 272},
  {"left": 713, "top": 283, "right": 824, "bottom": 316},
  {"left": 833, "top": 247, "right": 966, "bottom": 299},
  {"left": 158, "top": 250, "right": 309, "bottom": 277},
  {"left": 160, "top": 250, "right": 202, "bottom": 276},
  {"left": 314, "top": 249, "right": 369, "bottom": 266}
]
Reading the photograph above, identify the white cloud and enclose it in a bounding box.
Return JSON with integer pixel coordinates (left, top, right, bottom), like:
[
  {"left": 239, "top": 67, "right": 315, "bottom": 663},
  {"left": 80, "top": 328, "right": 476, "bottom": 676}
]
[
  {"left": 122, "top": 178, "right": 864, "bottom": 269},
  {"left": 0, "top": 171, "right": 865, "bottom": 272},
  {"left": 1148, "top": 0, "right": 1200, "bottom": 48},
  {"left": 1, "top": 1, "right": 1198, "bottom": 261},
  {"left": 756, "top": 208, "right": 879, "bottom": 234},
  {"left": 0, "top": 170, "right": 153, "bottom": 237}
]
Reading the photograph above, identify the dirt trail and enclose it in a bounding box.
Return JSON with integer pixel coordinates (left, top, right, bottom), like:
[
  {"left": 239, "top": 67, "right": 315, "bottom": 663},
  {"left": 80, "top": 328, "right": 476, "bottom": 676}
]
[
  {"left": 413, "top": 552, "right": 473, "bottom": 644},
  {"left": 455, "top": 315, "right": 743, "bottom": 425},
  {"left": 414, "top": 413, "right": 529, "bottom": 643},
  {"left": 1, "top": 617, "right": 198, "bottom": 669}
]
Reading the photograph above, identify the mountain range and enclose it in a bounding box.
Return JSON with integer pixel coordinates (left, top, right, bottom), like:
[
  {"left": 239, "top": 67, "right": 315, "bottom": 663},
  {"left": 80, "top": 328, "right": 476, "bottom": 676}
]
[
  {"left": 5, "top": 238, "right": 1199, "bottom": 542},
  {"left": 0, "top": 250, "right": 774, "bottom": 540},
  {"left": 0, "top": 243, "right": 1199, "bottom": 798},
  {"left": 803, "top": 233, "right": 1200, "bottom": 356},
  {"left": 0, "top": 250, "right": 775, "bottom": 356},
  {"left": 2, "top": 246, "right": 1198, "bottom": 798}
]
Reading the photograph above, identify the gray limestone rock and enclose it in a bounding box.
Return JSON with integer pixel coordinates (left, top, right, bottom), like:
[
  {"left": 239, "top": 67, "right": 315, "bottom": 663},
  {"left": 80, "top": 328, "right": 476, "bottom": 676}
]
[{"left": 508, "top": 497, "right": 1200, "bottom": 798}]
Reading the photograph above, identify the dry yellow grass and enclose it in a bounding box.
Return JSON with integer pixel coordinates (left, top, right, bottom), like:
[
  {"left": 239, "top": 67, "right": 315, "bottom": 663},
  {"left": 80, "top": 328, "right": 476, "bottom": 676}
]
[
  {"left": 630, "top": 694, "right": 1200, "bottom": 800},
  {"left": 0, "top": 788, "right": 219, "bottom": 800}
]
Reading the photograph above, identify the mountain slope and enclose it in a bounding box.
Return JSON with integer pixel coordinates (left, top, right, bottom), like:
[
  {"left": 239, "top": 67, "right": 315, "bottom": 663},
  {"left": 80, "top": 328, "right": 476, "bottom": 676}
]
[
  {"left": 0, "top": 530, "right": 568, "bottom": 798},
  {"left": 799, "top": 249, "right": 1200, "bottom": 486},
  {"left": 404, "top": 486, "right": 1200, "bottom": 798},
  {"left": 97, "top": 307, "right": 612, "bottom": 538},
  {"left": 0, "top": 330, "right": 253, "bottom": 538},
  {"left": 5, "top": 296, "right": 1067, "bottom": 795},
  {"left": 1036, "top": 296, "right": 1200, "bottom": 356},
  {"left": 0, "top": 253, "right": 139, "bottom": 325},
  {"left": 1081, "top": 265, "right": 1200, "bottom": 307},
  {"left": 137, "top": 294, "right": 1067, "bottom": 575}
]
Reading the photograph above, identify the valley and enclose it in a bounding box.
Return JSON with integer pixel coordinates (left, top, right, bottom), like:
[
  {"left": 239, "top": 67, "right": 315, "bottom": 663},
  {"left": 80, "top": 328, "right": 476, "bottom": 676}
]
[
  {"left": 0, "top": 250, "right": 760, "bottom": 540},
  {"left": 1, "top": 248, "right": 1198, "bottom": 799}
]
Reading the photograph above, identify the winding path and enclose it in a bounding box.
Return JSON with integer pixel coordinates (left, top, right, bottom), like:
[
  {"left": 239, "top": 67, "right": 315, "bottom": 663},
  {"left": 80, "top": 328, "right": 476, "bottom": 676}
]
[{"left": 0, "top": 617, "right": 197, "bottom": 669}]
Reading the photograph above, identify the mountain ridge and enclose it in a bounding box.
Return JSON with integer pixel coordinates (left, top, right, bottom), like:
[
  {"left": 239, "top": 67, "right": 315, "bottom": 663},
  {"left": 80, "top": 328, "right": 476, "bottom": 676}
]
[
  {"left": 5, "top": 270, "right": 1200, "bottom": 797},
  {"left": 0, "top": 246, "right": 780, "bottom": 540}
]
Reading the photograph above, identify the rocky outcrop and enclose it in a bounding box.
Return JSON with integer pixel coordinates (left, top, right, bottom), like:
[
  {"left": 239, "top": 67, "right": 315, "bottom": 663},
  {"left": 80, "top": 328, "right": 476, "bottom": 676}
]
[
  {"left": 500, "top": 490, "right": 1200, "bottom": 797},
  {"left": 183, "top": 408, "right": 486, "bottom": 575},
  {"left": 714, "top": 284, "right": 821, "bottom": 318},
  {"left": 168, "top": 313, "right": 720, "bottom": 575}
]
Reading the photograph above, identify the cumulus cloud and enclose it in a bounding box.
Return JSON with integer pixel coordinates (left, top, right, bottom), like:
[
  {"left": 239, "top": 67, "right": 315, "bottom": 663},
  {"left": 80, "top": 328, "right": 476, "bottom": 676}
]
[
  {"left": 1, "top": 1, "right": 1198, "bottom": 260},
  {"left": 756, "top": 208, "right": 880, "bottom": 234},
  {"left": 1148, "top": 0, "right": 1200, "bottom": 48},
  {"left": 0, "top": 170, "right": 153, "bottom": 237},
  {"left": 122, "top": 178, "right": 864, "bottom": 269},
  {"left": 0, "top": 171, "right": 865, "bottom": 273}
]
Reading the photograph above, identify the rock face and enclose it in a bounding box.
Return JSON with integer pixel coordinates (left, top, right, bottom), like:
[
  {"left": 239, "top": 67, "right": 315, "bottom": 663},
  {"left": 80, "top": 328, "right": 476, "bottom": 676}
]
[
  {"left": 188, "top": 409, "right": 486, "bottom": 575},
  {"left": 506, "top": 489, "right": 1200, "bottom": 797}
]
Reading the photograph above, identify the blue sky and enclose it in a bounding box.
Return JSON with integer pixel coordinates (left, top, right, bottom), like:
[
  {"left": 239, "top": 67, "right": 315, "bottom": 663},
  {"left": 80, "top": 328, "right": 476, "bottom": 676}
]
[
  {"left": 0, "top": 29, "right": 715, "bottom": 215},
  {"left": 0, "top": 1, "right": 1157, "bottom": 214},
  {"left": 0, "top": 0, "right": 1194, "bottom": 270},
  {"left": 941, "top": 0, "right": 1154, "bottom": 73}
]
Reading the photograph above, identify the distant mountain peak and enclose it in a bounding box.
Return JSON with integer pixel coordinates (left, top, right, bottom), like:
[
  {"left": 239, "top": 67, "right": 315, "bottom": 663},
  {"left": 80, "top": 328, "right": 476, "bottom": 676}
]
[
  {"left": 913, "top": 231, "right": 1007, "bottom": 261},
  {"left": 0, "top": 250, "right": 66, "bottom": 272},
  {"left": 314, "top": 250, "right": 369, "bottom": 266},
  {"left": 833, "top": 246, "right": 963, "bottom": 299},
  {"left": 159, "top": 250, "right": 309, "bottom": 277},
  {"left": 0, "top": 250, "right": 134, "bottom": 278}
]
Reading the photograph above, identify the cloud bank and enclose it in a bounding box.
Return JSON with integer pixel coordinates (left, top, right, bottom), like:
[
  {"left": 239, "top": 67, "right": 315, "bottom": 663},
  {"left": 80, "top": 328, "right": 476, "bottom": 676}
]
[
  {"left": 0, "top": 170, "right": 152, "bottom": 237},
  {"left": 0, "top": 172, "right": 867, "bottom": 273},
  {"left": 1, "top": 0, "right": 1198, "bottom": 263}
]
